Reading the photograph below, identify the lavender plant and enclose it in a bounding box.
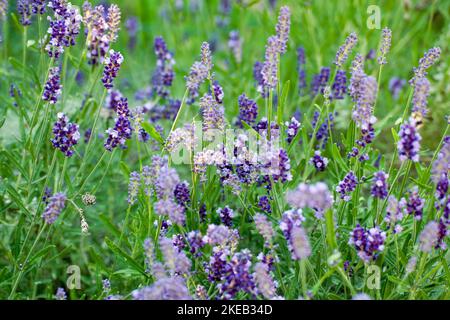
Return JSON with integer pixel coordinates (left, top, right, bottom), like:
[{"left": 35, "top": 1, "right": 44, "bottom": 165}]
[{"left": 0, "top": 0, "right": 449, "bottom": 302}]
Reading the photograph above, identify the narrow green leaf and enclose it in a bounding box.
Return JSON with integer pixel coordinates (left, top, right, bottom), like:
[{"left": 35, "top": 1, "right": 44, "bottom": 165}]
[
  {"left": 104, "top": 237, "right": 147, "bottom": 277},
  {"left": 141, "top": 122, "right": 164, "bottom": 144}
]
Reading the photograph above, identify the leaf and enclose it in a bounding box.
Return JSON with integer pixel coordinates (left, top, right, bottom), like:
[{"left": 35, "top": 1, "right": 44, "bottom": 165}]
[
  {"left": 5, "top": 185, "right": 32, "bottom": 219},
  {"left": 141, "top": 122, "right": 164, "bottom": 144},
  {"left": 104, "top": 237, "right": 147, "bottom": 277},
  {"left": 119, "top": 161, "right": 131, "bottom": 177},
  {"left": 8, "top": 57, "right": 41, "bottom": 87},
  {"left": 240, "top": 120, "right": 261, "bottom": 139},
  {"left": 277, "top": 80, "right": 290, "bottom": 125},
  {"left": 27, "top": 245, "right": 55, "bottom": 266},
  {"left": 391, "top": 128, "right": 399, "bottom": 143},
  {"left": 2, "top": 150, "right": 29, "bottom": 182},
  {"left": 331, "top": 143, "right": 349, "bottom": 172}
]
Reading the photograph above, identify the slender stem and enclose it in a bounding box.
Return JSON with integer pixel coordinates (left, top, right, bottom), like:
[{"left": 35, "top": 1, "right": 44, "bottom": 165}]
[
  {"left": 22, "top": 26, "right": 27, "bottom": 81},
  {"left": 9, "top": 224, "right": 48, "bottom": 299},
  {"left": 74, "top": 150, "right": 108, "bottom": 199},
  {"left": 168, "top": 89, "right": 189, "bottom": 138},
  {"left": 118, "top": 206, "right": 132, "bottom": 247},
  {"left": 92, "top": 149, "right": 116, "bottom": 194},
  {"left": 76, "top": 90, "right": 108, "bottom": 180}
]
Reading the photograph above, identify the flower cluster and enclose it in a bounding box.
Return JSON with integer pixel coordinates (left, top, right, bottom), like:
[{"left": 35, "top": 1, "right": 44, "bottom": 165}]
[
  {"left": 102, "top": 50, "right": 124, "bottom": 89},
  {"left": 336, "top": 171, "right": 358, "bottom": 202},
  {"left": 297, "top": 47, "right": 307, "bottom": 95},
  {"left": 334, "top": 32, "right": 358, "bottom": 67},
  {"left": 237, "top": 94, "right": 258, "bottom": 127},
  {"left": 185, "top": 61, "right": 209, "bottom": 104},
  {"left": 254, "top": 213, "right": 274, "bottom": 247},
  {"left": 51, "top": 112, "right": 80, "bottom": 157},
  {"left": 385, "top": 196, "right": 406, "bottom": 232},
  {"left": 412, "top": 77, "right": 430, "bottom": 118},
  {"left": 104, "top": 97, "right": 133, "bottom": 151},
  {"left": 42, "top": 192, "right": 67, "bottom": 224},
  {"left": 398, "top": 118, "right": 422, "bottom": 162},
  {"left": 42, "top": 67, "right": 62, "bottom": 104},
  {"left": 286, "top": 183, "right": 333, "bottom": 218},
  {"left": 82, "top": 3, "right": 121, "bottom": 65},
  {"left": 332, "top": 70, "right": 347, "bottom": 99},
  {"left": 371, "top": 171, "right": 389, "bottom": 199},
  {"left": 46, "top": 0, "right": 82, "bottom": 59},
  {"left": 310, "top": 67, "right": 330, "bottom": 97},
  {"left": 406, "top": 187, "right": 425, "bottom": 221},
  {"left": 228, "top": 31, "right": 242, "bottom": 63},
  {"left": 218, "top": 206, "right": 234, "bottom": 227},
  {"left": 409, "top": 47, "right": 441, "bottom": 86},
  {"left": 17, "top": 0, "right": 32, "bottom": 26},
  {"left": 152, "top": 36, "right": 175, "bottom": 98},
  {"left": 377, "top": 28, "right": 392, "bottom": 65},
  {"left": 310, "top": 150, "right": 329, "bottom": 172},
  {"left": 349, "top": 225, "right": 386, "bottom": 262}
]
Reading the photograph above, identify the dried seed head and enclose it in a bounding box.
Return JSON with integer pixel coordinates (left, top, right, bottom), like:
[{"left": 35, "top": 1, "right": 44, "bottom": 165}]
[{"left": 82, "top": 193, "right": 96, "bottom": 206}]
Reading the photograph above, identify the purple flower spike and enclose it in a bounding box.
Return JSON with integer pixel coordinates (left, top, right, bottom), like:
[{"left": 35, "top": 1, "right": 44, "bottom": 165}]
[
  {"left": 51, "top": 112, "right": 80, "bottom": 157},
  {"left": 336, "top": 171, "right": 358, "bottom": 202},
  {"left": 42, "top": 67, "right": 62, "bottom": 105},
  {"left": 334, "top": 32, "right": 358, "bottom": 67},
  {"left": 218, "top": 206, "right": 235, "bottom": 227},
  {"left": 349, "top": 224, "right": 386, "bottom": 262},
  {"left": 332, "top": 70, "right": 347, "bottom": 99},
  {"left": 412, "top": 77, "right": 430, "bottom": 117},
  {"left": 309, "top": 150, "right": 329, "bottom": 172},
  {"left": 377, "top": 28, "right": 392, "bottom": 65},
  {"left": 237, "top": 94, "right": 258, "bottom": 127},
  {"left": 42, "top": 192, "right": 66, "bottom": 224},
  {"left": 297, "top": 47, "right": 307, "bottom": 95},
  {"left": 371, "top": 171, "right": 389, "bottom": 199},
  {"left": 398, "top": 118, "right": 421, "bottom": 162},
  {"left": 406, "top": 187, "right": 425, "bottom": 221},
  {"left": 102, "top": 50, "right": 124, "bottom": 89},
  {"left": 17, "top": 0, "right": 32, "bottom": 26},
  {"left": 261, "top": 36, "right": 279, "bottom": 90},
  {"left": 275, "top": 6, "right": 291, "bottom": 55},
  {"left": 410, "top": 47, "right": 441, "bottom": 86}
]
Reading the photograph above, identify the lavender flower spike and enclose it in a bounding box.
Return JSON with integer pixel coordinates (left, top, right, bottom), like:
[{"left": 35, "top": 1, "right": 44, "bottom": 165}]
[
  {"left": 371, "top": 171, "right": 388, "bottom": 199},
  {"left": 398, "top": 118, "right": 422, "bottom": 162},
  {"left": 377, "top": 28, "right": 392, "bottom": 65},
  {"left": 334, "top": 32, "right": 358, "bottom": 67},
  {"left": 42, "top": 67, "right": 62, "bottom": 105},
  {"left": 419, "top": 221, "right": 440, "bottom": 253},
  {"left": 185, "top": 61, "right": 208, "bottom": 104},
  {"left": 17, "top": 0, "right": 32, "bottom": 26},
  {"left": 237, "top": 94, "right": 258, "bottom": 127},
  {"left": 254, "top": 262, "right": 277, "bottom": 299},
  {"left": 42, "top": 193, "right": 66, "bottom": 224},
  {"left": 275, "top": 6, "right": 291, "bottom": 55},
  {"left": 412, "top": 77, "right": 430, "bottom": 118},
  {"left": 128, "top": 171, "right": 140, "bottom": 205},
  {"left": 290, "top": 226, "right": 311, "bottom": 260},
  {"left": 410, "top": 47, "right": 441, "bottom": 86},
  {"left": 352, "top": 75, "right": 377, "bottom": 128},
  {"left": 261, "top": 36, "right": 279, "bottom": 90},
  {"left": 286, "top": 182, "right": 333, "bottom": 216},
  {"left": 102, "top": 50, "right": 124, "bottom": 89},
  {"left": 228, "top": 31, "right": 242, "bottom": 63},
  {"left": 336, "top": 171, "right": 358, "bottom": 202},
  {"left": 200, "top": 41, "right": 213, "bottom": 77},
  {"left": 254, "top": 213, "right": 275, "bottom": 246},
  {"left": 432, "top": 136, "right": 450, "bottom": 183},
  {"left": 51, "top": 112, "right": 80, "bottom": 157}
]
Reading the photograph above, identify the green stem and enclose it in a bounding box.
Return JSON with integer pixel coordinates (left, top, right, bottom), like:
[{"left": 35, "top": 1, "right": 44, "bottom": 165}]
[{"left": 9, "top": 223, "right": 48, "bottom": 299}]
